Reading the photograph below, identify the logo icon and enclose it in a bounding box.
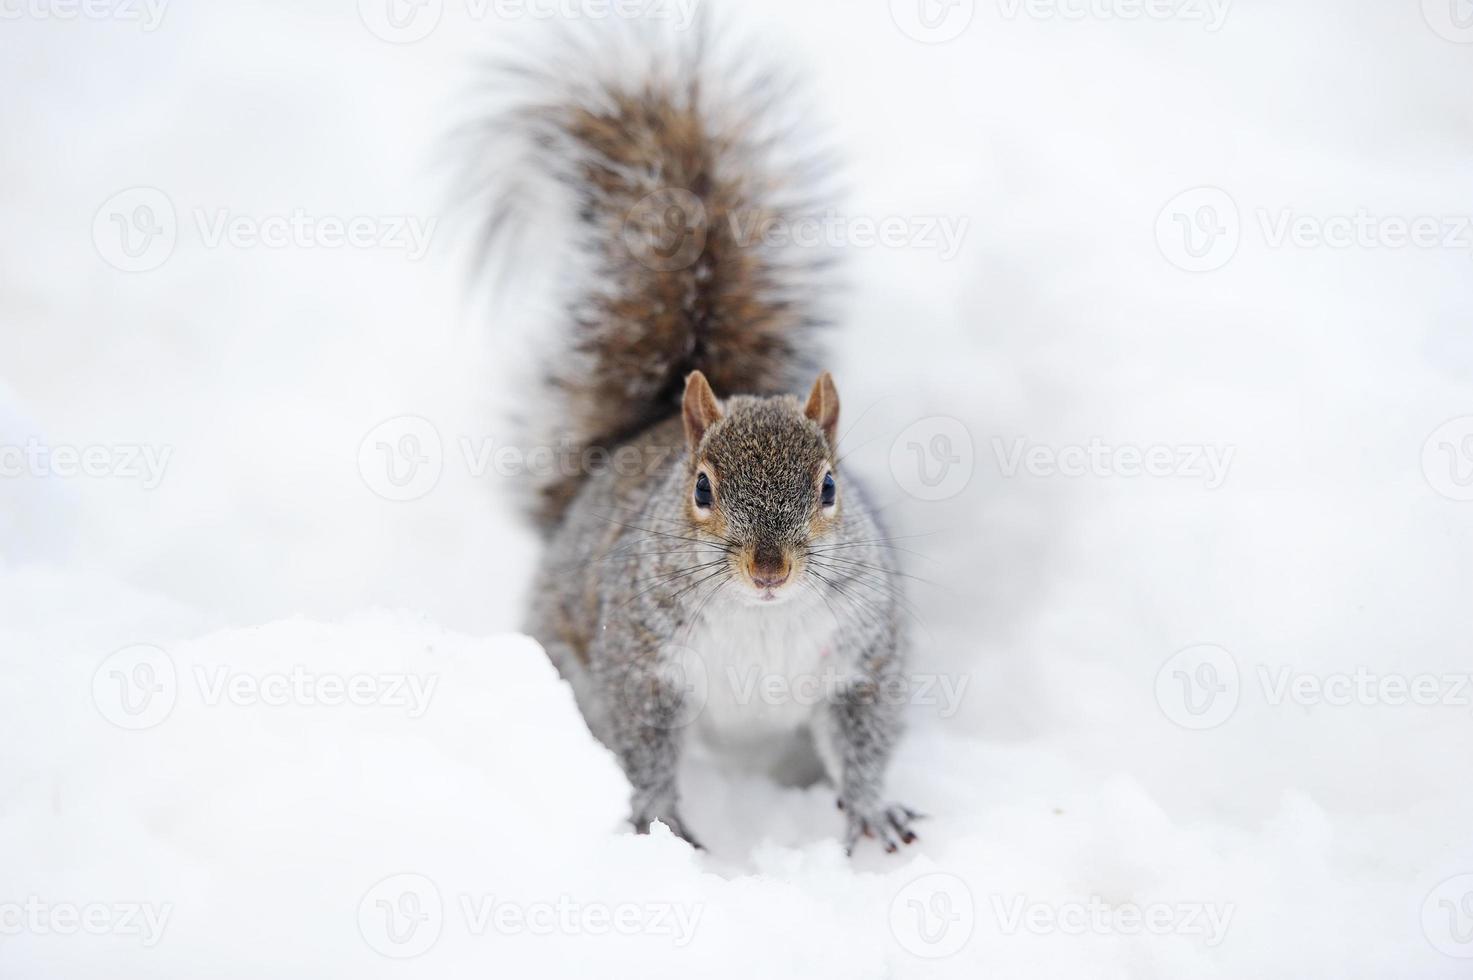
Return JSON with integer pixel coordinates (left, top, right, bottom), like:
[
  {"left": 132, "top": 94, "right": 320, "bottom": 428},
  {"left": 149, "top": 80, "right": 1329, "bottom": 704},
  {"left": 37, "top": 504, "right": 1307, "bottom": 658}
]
[
  {"left": 1155, "top": 186, "right": 1240, "bottom": 272},
  {"left": 358, "top": 416, "right": 444, "bottom": 502},
  {"left": 623, "top": 188, "right": 708, "bottom": 272},
  {"left": 92, "top": 644, "right": 178, "bottom": 730},
  {"left": 358, "top": 873, "right": 443, "bottom": 958},
  {"left": 93, "top": 187, "right": 177, "bottom": 273},
  {"left": 1154, "top": 644, "right": 1239, "bottom": 730},
  {"left": 889, "top": 872, "right": 975, "bottom": 958},
  {"left": 890, "top": 0, "right": 976, "bottom": 43},
  {"left": 615, "top": 645, "right": 709, "bottom": 732},
  {"left": 1421, "top": 417, "right": 1473, "bottom": 502},
  {"left": 1422, "top": 0, "right": 1473, "bottom": 42},
  {"left": 357, "top": 0, "right": 443, "bottom": 43},
  {"left": 890, "top": 416, "right": 974, "bottom": 501},
  {"left": 1423, "top": 874, "right": 1473, "bottom": 957}
]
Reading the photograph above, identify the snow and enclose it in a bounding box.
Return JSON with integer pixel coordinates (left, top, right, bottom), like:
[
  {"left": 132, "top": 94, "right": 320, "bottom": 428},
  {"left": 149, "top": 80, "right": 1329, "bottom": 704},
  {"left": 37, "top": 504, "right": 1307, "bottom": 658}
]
[{"left": 3, "top": 0, "right": 1473, "bottom": 976}]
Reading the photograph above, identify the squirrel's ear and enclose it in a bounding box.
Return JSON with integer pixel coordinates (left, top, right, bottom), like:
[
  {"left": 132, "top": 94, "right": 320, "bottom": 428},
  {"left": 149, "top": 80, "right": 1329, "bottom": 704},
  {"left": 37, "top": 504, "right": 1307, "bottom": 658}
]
[
  {"left": 804, "top": 371, "right": 840, "bottom": 446},
  {"left": 682, "top": 370, "right": 723, "bottom": 450}
]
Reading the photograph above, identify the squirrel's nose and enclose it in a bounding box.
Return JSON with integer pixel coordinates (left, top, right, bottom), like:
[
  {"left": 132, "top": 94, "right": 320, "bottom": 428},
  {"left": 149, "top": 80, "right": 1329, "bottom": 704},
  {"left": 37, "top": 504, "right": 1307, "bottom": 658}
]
[
  {"left": 750, "top": 548, "right": 790, "bottom": 589},
  {"left": 752, "top": 566, "right": 790, "bottom": 589}
]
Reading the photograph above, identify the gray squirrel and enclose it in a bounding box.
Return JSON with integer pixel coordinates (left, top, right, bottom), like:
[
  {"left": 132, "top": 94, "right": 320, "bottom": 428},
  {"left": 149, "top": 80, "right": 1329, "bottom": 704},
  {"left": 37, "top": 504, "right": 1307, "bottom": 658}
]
[{"left": 484, "top": 30, "right": 919, "bottom": 853}]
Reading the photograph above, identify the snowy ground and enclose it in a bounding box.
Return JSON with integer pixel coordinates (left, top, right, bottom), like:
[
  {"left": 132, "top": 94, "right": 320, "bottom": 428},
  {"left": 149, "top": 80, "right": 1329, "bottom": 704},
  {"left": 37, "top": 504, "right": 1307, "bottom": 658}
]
[{"left": 3, "top": 0, "right": 1473, "bottom": 976}]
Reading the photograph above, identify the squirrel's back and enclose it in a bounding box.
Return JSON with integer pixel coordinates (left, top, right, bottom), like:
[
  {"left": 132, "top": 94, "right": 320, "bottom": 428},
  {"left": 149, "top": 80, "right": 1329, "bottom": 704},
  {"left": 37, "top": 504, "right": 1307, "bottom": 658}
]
[{"left": 471, "top": 28, "right": 837, "bottom": 529}]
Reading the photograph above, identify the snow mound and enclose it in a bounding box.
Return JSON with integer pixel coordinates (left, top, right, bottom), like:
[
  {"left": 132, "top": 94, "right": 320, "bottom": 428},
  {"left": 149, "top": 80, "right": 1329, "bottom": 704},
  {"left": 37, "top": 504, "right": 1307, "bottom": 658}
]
[{"left": 2, "top": 591, "right": 1459, "bottom": 979}]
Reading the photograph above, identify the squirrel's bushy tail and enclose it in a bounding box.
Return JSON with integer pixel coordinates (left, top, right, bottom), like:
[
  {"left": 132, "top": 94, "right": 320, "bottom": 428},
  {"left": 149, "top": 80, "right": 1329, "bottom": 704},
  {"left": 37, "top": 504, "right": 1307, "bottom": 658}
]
[{"left": 468, "top": 26, "right": 837, "bottom": 529}]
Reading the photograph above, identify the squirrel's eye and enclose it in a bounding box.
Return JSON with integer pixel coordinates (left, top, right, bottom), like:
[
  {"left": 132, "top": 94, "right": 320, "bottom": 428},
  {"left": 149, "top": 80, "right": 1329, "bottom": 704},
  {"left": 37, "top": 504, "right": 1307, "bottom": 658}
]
[
  {"left": 820, "top": 471, "right": 836, "bottom": 508},
  {"left": 694, "top": 472, "right": 714, "bottom": 509}
]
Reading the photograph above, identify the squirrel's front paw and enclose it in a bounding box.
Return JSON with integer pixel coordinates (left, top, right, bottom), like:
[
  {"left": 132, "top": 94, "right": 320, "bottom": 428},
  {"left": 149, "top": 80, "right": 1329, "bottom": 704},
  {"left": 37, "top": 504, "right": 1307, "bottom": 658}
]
[{"left": 839, "top": 799, "right": 922, "bottom": 855}]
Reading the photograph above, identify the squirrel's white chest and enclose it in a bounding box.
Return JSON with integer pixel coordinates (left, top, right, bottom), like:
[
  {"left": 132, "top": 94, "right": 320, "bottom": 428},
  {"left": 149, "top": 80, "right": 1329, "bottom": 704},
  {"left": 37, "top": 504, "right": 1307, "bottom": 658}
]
[{"left": 681, "top": 594, "right": 849, "bottom": 741}]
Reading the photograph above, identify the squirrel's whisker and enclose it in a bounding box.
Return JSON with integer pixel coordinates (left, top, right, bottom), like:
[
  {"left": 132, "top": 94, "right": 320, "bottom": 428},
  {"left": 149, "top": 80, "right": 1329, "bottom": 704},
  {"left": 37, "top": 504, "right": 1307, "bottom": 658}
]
[
  {"left": 676, "top": 577, "right": 731, "bottom": 647},
  {"left": 806, "top": 540, "right": 940, "bottom": 564},
  {"left": 616, "top": 560, "right": 732, "bottom": 609},
  {"left": 797, "top": 576, "right": 848, "bottom": 632},
  {"left": 591, "top": 514, "right": 737, "bottom": 551},
  {"left": 830, "top": 394, "right": 893, "bottom": 459},
  {"left": 806, "top": 561, "right": 932, "bottom": 638},
  {"left": 545, "top": 546, "right": 728, "bottom": 576},
  {"left": 803, "top": 567, "right": 886, "bottom": 628},
  {"left": 601, "top": 506, "right": 741, "bottom": 549},
  {"left": 662, "top": 566, "right": 733, "bottom": 607},
  {"left": 806, "top": 555, "right": 924, "bottom": 608},
  {"left": 805, "top": 553, "right": 950, "bottom": 593}
]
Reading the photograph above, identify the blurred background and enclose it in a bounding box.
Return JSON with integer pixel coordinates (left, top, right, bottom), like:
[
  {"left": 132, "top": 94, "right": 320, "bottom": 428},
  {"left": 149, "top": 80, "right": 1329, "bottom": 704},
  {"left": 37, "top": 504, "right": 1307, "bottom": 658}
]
[{"left": 2, "top": 0, "right": 1472, "bottom": 977}]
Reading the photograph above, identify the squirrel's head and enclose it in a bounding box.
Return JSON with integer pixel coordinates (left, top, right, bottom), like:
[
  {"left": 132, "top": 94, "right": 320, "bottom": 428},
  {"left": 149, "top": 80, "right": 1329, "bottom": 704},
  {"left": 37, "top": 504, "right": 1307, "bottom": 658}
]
[{"left": 680, "top": 369, "right": 841, "bottom": 605}]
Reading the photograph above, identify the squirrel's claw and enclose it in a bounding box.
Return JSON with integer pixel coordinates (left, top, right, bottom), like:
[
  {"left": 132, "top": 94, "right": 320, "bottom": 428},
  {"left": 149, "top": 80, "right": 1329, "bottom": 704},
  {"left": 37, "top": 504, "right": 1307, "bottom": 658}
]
[
  {"left": 842, "top": 802, "right": 921, "bottom": 855},
  {"left": 888, "top": 810, "right": 918, "bottom": 845}
]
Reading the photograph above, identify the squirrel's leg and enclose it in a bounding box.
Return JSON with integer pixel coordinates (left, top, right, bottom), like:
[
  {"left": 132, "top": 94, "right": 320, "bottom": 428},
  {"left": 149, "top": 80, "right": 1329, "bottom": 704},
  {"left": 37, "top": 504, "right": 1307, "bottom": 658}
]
[
  {"left": 817, "top": 676, "right": 920, "bottom": 854},
  {"left": 600, "top": 657, "right": 702, "bottom": 848}
]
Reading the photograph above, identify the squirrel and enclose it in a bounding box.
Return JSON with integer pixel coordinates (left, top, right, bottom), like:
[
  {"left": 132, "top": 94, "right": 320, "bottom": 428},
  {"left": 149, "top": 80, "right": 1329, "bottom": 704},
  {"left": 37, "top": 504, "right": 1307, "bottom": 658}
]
[{"left": 479, "top": 29, "right": 919, "bottom": 854}]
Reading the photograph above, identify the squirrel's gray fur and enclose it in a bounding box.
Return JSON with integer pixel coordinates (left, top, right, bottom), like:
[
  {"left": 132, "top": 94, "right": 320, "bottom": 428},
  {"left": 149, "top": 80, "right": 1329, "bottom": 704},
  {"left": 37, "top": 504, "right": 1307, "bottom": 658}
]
[{"left": 483, "top": 25, "right": 917, "bottom": 853}]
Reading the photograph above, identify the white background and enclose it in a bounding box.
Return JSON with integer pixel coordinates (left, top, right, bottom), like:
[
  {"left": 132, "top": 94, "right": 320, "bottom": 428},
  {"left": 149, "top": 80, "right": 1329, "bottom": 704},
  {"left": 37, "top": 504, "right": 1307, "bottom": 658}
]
[{"left": 3, "top": 0, "right": 1472, "bottom": 976}]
